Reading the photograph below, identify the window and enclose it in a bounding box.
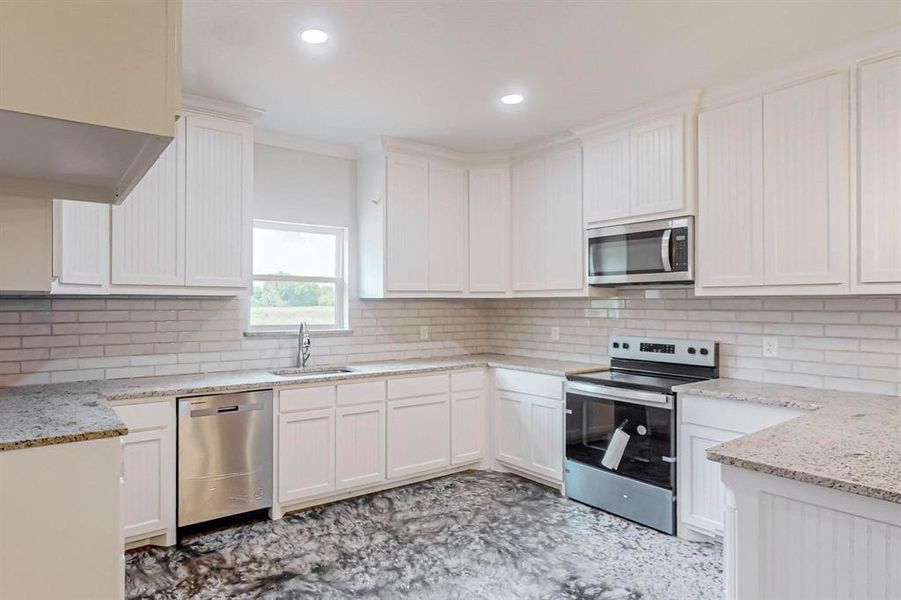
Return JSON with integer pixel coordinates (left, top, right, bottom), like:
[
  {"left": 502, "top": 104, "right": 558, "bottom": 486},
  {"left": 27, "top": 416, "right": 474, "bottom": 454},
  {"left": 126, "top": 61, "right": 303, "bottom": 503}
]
[{"left": 251, "top": 220, "right": 347, "bottom": 330}]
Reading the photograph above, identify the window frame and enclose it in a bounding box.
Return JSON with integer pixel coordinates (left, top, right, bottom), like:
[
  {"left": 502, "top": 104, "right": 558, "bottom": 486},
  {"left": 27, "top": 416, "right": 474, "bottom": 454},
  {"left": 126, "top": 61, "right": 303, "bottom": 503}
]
[{"left": 250, "top": 219, "right": 347, "bottom": 331}]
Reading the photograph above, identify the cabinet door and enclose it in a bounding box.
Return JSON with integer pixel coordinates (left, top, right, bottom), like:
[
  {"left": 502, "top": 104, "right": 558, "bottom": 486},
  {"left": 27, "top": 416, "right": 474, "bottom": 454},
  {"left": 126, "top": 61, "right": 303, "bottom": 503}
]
[
  {"left": 184, "top": 113, "right": 252, "bottom": 287},
  {"left": 526, "top": 396, "right": 564, "bottom": 482},
  {"left": 468, "top": 167, "right": 510, "bottom": 293},
  {"left": 121, "top": 427, "right": 173, "bottom": 540},
  {"left": 544, "top": 147, "right": 584, "bottom": 291},
  {"left": 386, "top": 153, "right": 430, "bottom": 291},
  {"left": 697, "top": 98, "right": 765, "bottom": 287},
  {"left": 582, "top": 130, "right": 631, "bottom": 224},
  {"left": 678, "top": 423, "right": 742, "bottom": 537},
  {"left": 630, "top": 114, "right": 685, "bottom": 217},
  {"left": 451, "top": 390, "right": 484, "bottom": 465},
  {"left": 495, "top": 391, "right": 527, "bottom": 467},
  {"left": 858, "top": 54, "right": 901, "bottom": 285},
  {"left": 278, "top": 408, "right": 335, "bottom": 502},
  {"left": 428, "top": 161, "right": 467, "bottom": 291},
  {"left": 335, "top": 403, "right": 385, "bottom": 491},
  {"left": 386, "top": 395, "right": 450, "bottom": 479},
  {"left": 763, "top": 73, "right": 848, "bottom": 285},
  {"left": 54, "top": 199, "right": 109, "bottom": 287},
  {"left": 511, "top": 158, "right": 545, "bottom": 291},
  {"left": 112, "top": 117, "right": 185, "bottom": 286}
]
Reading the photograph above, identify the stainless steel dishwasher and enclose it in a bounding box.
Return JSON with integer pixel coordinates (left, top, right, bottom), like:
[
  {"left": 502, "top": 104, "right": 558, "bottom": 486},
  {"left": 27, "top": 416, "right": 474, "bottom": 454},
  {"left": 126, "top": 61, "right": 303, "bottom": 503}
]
[{"left": 177, "top": 389, "right": 273, "bottom": 527}]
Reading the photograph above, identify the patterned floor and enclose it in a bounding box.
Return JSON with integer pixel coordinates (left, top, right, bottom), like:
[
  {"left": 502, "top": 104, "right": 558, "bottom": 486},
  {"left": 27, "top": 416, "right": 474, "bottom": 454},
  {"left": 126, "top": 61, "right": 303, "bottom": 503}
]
[{"left": 126, "top": 471, "right": 722, "bottom": 599}]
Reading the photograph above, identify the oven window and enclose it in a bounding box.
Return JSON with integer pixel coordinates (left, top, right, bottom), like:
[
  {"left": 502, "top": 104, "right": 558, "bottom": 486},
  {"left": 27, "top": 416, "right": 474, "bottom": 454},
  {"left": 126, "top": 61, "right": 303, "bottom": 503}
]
[
  {"left": 565, "top": 392, "right": 674, "bottom": 489},
  {"left": 589, "top": 230, "right": 666, "bottom": 276}
]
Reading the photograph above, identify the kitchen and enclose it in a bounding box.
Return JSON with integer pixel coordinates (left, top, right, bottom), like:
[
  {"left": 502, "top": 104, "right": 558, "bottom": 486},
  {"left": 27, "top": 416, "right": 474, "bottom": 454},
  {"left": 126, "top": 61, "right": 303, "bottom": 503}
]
[{"left": 0, "top": 1, "right": 900, "bottom": 599}]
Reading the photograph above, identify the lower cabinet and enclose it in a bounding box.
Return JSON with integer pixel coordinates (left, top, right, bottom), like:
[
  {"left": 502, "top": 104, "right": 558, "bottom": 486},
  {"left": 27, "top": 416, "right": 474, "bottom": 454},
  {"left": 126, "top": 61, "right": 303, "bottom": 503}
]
[
  {"left": 678, "top": 393, "right": 805, "bottom": 540},
  {"left": 114, "top": 399, "right": 176, "bottom": 546},
  {"left": 493, "top": 369, "right": 565, "bottom": 484},
  {"left": 335, "top": 402, "right": 385, "bottom": 490},
  {"left": 278, "top": 407, "right": 336, "bottom": 503},
  {"left": 386, "top": 394, "right": 451, "bottom": 479}
]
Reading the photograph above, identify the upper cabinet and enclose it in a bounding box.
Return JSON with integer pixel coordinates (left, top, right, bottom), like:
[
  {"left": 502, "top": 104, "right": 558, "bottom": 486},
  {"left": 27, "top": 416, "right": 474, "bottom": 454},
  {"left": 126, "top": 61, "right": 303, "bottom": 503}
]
[
  {"left": 468, "top": 167, "right": 511, "bottom": 294},
  {"left": 0, "top": 0, "right": 181, "bottom": 204},
  {"left": 855, "top": 53, "right": 901, "bottom": 293},
  {"left": 696, "top": 73, "right": 850, "bottom": 296},
  {"left": 511, "top": 145, "right": 584, "bottom": 295},
  {"left": 52, "top": 200, "right": 110, "bottom": 293},
  {"left": 581, "top": 112, "right": 692, "bottom": 227}
]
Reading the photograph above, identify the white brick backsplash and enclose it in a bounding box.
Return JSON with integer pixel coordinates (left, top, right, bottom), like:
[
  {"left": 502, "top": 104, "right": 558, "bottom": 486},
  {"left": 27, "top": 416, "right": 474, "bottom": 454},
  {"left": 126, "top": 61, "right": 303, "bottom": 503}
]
[{"left": 0, "top": 292, "right": 896, "bottom": 396}]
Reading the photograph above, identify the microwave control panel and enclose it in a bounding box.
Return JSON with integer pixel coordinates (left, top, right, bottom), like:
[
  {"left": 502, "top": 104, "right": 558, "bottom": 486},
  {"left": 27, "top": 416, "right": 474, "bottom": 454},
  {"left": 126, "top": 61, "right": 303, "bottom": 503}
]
[{"left": 672, "top": 227, "right": 689, "bottom": 272}]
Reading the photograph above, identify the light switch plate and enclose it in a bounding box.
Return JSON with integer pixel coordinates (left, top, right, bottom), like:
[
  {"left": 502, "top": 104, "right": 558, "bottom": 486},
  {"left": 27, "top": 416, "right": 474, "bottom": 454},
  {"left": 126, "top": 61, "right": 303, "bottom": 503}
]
[
  {"left": 420, "top": 326, "right": 430, "bottom": 341},
  {"left": 762, "top": 337, "right": 779, "bottom": 358},
  {"left": 551, "top": 326, "right": 560, "bottom": 341}
]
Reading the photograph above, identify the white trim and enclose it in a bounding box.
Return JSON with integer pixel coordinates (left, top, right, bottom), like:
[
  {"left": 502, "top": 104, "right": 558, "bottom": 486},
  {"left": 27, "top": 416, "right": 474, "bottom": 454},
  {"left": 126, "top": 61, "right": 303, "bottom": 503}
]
[
  {"left": 255, "top": 129, "right": 358, "bottom": 160},
  {"left": 569, "top": 89, "right": 702, "bottom": 139},
  {"left": 181, "top": 94, "right": 264, "bottom": 123}
]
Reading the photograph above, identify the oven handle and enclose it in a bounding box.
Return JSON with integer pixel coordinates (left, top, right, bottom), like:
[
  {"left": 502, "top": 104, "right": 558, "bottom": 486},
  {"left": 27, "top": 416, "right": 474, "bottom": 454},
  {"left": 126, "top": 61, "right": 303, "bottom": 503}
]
[
  {"left": 661, "top": 229, "right": 673, "bottom": 272},
  {"left": 565, "top": 381, "right": 674, "bottom": 409}
]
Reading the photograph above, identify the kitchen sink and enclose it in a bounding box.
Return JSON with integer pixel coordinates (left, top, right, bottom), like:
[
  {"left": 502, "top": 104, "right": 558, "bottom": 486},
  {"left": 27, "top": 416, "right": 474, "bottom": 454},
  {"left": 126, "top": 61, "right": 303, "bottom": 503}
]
[{"left": 270, "top": 366, "right": 357, "bottom": 377}]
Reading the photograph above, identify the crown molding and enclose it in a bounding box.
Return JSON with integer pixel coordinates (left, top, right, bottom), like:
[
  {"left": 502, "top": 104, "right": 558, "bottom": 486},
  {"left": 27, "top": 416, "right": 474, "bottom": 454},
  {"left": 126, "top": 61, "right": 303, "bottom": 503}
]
[
  {"left": 255, "top": 129, "right": 357, "bottom": 160},
  {"left": 181, "top": 94, "right": 265, "bottom": 123},
  {"left": 569, "top": 89, "right": 701, "bottom": 139}
]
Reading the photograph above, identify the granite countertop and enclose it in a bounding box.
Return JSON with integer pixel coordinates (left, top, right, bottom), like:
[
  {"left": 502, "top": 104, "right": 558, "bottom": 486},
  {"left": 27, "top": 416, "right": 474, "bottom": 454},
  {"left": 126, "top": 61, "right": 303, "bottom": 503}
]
[
  {"left": 0, "top": 354, "right": 605, "bottom": 453},
  {"left": 674, "top": 378, "right": 901, "bottom": 504}
]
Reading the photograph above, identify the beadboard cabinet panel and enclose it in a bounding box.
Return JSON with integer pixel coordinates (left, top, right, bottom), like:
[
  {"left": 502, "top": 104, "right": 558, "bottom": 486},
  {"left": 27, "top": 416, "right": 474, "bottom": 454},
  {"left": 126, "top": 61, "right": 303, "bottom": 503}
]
[
  {"left": 112, "top": 117, "right": 185, "bottom": 286},
  {"left": 582, "top": 131, "right": 631, "bottom": 224},
  {"left": 184, "top": 114, "right": 253, "bottom": 288},
  {"left": 631, "top": 115, "right": 685, "bottom": 217},
  {"left": 385, "top": 154, "right": 430, "bottom": 292},
  {"left": 335, "top": 403, "right": 386, "bottom": 491},
  {"left": 858, "top": 54, "right": 901, "bottom": 288},
  {"left": 468, "top": 167, "right": 510, "bottom": 293},
  {"left": 511, "top": 158, "right": 546, "bottom": 291},
  {"left": 427, "top": 161, "right": 467, "bottom": 292},
  {"left": 697, "top": 98, "right": 765, "bottom": 288},
  {"left": 543, "top": 147, "right": 584, "bottom": 291},
  {"left": 54, "top": 200, "right": 110, "bottom": 288},
  {"left": 762, "top": 73, "right": 849, "bottom": 286}
]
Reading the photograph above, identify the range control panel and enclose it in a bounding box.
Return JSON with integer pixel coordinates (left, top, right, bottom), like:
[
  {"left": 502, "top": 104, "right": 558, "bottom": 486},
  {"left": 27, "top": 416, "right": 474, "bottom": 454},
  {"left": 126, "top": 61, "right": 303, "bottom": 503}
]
[{"left": 609, "top": 336, "right": 716, "bottom": 367}]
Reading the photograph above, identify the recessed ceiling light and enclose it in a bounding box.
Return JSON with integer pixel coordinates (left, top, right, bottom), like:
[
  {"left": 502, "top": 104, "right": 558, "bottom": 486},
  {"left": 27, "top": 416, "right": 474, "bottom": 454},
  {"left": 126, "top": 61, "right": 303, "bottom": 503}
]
[
  {"left": 500, "top": 94, "right": 525, "bottom": 105},
  {"left": 300, "top": 29, "right": 329, "bottom": 44}
]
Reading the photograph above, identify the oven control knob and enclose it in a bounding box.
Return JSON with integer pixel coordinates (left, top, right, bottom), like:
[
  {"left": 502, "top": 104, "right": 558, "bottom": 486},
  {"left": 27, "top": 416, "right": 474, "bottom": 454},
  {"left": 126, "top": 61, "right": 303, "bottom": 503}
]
[
  {"left": 637, "top": 425, "right": 647, "bottom": 436},
  {"left": 622, "top": 343, "right": 630, "bottom": 349},
  {"left": 700, "top": 348, "right": 709, "bottom": 356},
  {"left": 612, "top": 342, "right": 620, "bottom": 349},
  {"left": 688, "top": 347, "right": 696, "bottom": 354}
]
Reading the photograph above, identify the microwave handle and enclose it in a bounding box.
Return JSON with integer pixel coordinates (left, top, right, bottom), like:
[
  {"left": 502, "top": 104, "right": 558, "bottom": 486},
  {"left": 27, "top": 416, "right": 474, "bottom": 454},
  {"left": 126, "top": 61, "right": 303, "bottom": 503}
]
[{"left": 660, "top": 229, "right": 673, "bottom": 272}]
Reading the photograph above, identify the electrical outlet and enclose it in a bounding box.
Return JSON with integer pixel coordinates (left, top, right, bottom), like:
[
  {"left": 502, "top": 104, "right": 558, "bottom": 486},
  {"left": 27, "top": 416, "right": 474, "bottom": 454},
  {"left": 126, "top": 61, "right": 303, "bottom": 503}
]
[
  {"left": 420, "top": 326, "right": 430, "bottom": 341},
  {"left": 551, "top": 326, "right": 560, "bottom": 341},
  {"left": 762, "top": 337, "right": 779, "bottom": 358}
]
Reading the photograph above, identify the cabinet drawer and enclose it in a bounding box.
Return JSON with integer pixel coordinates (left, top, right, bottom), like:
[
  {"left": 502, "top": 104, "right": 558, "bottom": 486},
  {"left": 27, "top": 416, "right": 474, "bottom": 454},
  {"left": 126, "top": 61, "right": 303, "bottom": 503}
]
[
  {"left": 451, "top": 370, "right": 483, "bottom": 392},
  {"left": 493, "top": 368, "right": 562, "bottom": 399},
  {"left": 279, "top": 385, "right": 336, "bottom": 413},
  {"left": 114, "top": 400, "right": 171, "bottom": 431},
  {"left": 337, "top": 380, "right": 386, "bottom": 405},
  {"left": 387, "top": 374, "right": 449, "bottom": 399},
  {"left": 680, "top": 394, "right": 804, "bottom": 433}
]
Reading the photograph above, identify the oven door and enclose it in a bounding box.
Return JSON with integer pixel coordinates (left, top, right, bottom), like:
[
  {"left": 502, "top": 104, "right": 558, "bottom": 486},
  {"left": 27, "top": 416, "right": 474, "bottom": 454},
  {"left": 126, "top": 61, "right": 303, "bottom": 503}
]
[
  {"left": 564, "top": 382, "right": 675, "bottom": 491},
  {"left": 587, "top": 217, "right": 693, "bottom": 285}
]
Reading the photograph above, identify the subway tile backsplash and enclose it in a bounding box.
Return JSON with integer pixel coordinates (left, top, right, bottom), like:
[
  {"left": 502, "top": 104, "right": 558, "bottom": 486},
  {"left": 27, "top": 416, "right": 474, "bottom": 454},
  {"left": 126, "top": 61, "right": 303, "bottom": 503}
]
[{"left": 0, "top": 290, "right": 899, "bottom": 395}]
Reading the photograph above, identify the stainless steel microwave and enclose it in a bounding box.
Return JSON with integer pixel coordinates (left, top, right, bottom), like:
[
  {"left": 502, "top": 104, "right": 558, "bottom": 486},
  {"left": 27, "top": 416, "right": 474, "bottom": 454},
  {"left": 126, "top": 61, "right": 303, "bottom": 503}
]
[{"left": 587, "top": 217, "right": 694, "bottom": 286}]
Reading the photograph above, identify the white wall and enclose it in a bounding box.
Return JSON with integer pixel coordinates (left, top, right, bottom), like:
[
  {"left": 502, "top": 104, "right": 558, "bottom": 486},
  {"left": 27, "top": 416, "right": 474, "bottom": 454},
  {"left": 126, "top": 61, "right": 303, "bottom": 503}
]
[{"left": 253, "top": 141, "right": 358, "bottom": 297}]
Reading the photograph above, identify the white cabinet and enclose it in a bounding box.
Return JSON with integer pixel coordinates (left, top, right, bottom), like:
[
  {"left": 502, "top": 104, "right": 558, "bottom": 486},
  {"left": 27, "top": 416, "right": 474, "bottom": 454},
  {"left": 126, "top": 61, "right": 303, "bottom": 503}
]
[
  {"left": 763, "top": 73, "right": 848, "bottom": 286},
  {"left": 114, "top": 399, "right": 176, "bottom": 546},
  {"left": 112, "top": 116, "right": 185, "bottom": 286},
  {"left": 493, "top": 369, "right": 565, "bottom": 484},
  {"left": 52, "top": 199, "right": 110, "bottom": 290},
  {"left": 468, "top": 166, "right": 510, "bottom": 293},
  {"left": 184, "top": 113, "right": 253, "bottom": 288},
  {"left": 450, "top": 371, "right": 486, "bottom": 465},
  {"left": 856, "top": 53, "right": 901, "bottom": 292},
  {"left": 511, "top": 146, "right": 583, "bottom": 294},
  {"left": 427, "top": 161, "right": 467, "bottom": 292},
  {"left": 278, "top": 408, "right": 335, "bottom": 502},
  {"left": 582, "top": 131, "right": 630, "bottom": 223},
  {"left": 335, "top": 402, "right": 385, "bottom": 490},
  {"left": 386, "top": 153, "right": 430, "bottom": 291},
  {"left": 696, "top": 73, "right": 849, "bottom": 296},
  {"left": 697, "top": 98, "right": 765, "bottom": 288},
  {"left": 386, "top": 394, "right": 451, "bottom": 479},
  {"left": 581, "top": 113, "right": 690, "bottom": 226},
  {"left": 678, "top": 393, "right": 804, "bottom": 540}
]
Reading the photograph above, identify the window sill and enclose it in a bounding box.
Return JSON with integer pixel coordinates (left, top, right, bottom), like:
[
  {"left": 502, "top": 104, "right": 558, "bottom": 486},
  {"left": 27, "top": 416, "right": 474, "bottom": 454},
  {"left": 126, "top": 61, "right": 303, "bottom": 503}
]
[{"left": 243, "top": 328, "right": 354, "bottom": 338}]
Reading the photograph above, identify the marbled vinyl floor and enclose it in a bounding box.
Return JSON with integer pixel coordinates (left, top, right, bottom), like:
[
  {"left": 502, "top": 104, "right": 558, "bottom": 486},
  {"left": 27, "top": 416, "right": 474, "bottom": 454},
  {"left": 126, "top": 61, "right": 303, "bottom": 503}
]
[{"left": 126, "top": 471, "right": 722, "bottom": 599}]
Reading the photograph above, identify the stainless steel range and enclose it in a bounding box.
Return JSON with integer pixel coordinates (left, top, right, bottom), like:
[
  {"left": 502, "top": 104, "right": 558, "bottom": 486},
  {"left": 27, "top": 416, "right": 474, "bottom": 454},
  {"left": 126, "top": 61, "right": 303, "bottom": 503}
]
[{"left": 564, "top": 336, "right": 718, "bottom": 534}]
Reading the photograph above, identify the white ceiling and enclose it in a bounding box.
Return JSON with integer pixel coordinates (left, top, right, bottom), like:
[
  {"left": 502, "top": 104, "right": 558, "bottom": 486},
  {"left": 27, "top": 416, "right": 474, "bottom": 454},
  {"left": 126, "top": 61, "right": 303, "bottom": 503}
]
[{"left": 183, "top": 0, "right": 901, "bottom": 153}]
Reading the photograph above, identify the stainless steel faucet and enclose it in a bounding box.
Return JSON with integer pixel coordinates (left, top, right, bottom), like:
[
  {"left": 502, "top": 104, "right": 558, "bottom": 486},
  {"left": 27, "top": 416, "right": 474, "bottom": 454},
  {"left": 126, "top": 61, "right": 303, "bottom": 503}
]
[{"left": 297, "top": 321, "right": 311, "bottom": 369}]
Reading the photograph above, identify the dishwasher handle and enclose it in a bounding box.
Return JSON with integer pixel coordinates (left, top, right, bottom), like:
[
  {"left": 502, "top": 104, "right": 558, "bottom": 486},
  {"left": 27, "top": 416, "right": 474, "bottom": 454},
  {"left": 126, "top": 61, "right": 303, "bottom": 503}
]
[{"left": 188, "top": 401, "right": 266, "bottom": 418}]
